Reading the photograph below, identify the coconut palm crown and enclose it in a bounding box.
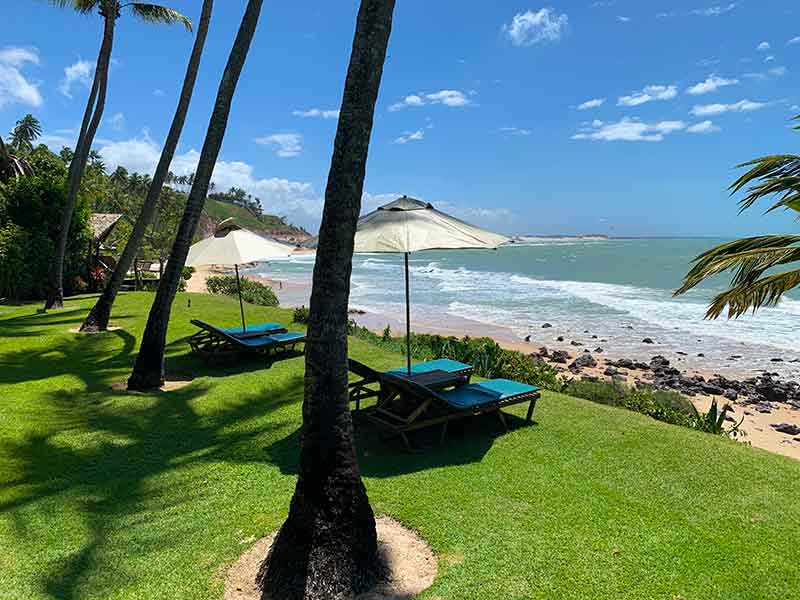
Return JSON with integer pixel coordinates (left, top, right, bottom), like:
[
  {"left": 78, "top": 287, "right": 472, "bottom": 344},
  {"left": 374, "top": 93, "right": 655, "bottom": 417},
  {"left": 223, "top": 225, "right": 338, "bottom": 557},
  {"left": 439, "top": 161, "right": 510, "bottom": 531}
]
[
  {"left": 46, "top": 0, "right": 191, "bottom": 29},
  {"left": 676, "top": 115, "right": 800, "bottom": 319},
  {"left": 8, "top": 114, "right": 42, "bottom": 155}
]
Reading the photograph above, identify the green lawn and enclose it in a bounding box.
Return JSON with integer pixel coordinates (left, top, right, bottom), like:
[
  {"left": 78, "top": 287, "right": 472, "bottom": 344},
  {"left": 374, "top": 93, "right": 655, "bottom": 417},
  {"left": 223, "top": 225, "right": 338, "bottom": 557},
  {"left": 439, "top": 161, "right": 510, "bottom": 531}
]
[{"left": 1, "top": 292, "right": 799, "bottom": 599}]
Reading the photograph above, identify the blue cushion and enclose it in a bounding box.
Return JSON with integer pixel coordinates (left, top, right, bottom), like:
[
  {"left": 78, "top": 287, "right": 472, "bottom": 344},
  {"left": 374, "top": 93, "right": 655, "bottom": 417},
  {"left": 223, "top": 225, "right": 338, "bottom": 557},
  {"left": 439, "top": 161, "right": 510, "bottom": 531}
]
[
  {"left": 237, "top": 336, "right": 278, "bottom": 348},
  {"left": 264, "top": 332, "right": 305, "bottom": 344},
  {"left": 441, "top": 379, "right": 539, "bottom": 409},
  {"left": 224, "top": 322, "right": 284, "bottom": 335},
  {"left": 388, "top": 358, "right": 472, "bottom": 375}
]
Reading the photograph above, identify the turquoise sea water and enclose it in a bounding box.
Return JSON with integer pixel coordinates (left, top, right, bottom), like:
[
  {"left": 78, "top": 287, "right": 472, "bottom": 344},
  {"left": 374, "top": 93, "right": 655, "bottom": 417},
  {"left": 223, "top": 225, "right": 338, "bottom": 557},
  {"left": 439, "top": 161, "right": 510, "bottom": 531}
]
[{"left": 255, "top": 238, "right": 800, "bottom": 376}]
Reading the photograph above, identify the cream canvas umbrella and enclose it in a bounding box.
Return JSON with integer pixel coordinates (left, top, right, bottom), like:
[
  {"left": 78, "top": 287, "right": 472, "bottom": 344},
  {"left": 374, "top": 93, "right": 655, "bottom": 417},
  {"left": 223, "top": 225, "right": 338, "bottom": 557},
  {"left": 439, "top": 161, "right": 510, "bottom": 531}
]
[
  {"left": 186, "top": 219, "right": 294, "bottom": 331},
  {"left": 353, "top": 196, "right": 509, "bottom": 375}
]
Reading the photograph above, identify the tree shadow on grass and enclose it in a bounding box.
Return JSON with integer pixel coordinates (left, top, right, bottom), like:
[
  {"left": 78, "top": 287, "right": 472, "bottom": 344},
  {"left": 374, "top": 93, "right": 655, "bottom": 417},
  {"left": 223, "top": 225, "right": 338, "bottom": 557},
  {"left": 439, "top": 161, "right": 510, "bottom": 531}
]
[
  {"left": 0, "top": 306, "right": 137, "bottom": 339},
  {"left": 0, "top": 375, "right": 305, "bottom": 600},
  {"left": 263, "top": 410, "right": 534, "bottom": 480}
]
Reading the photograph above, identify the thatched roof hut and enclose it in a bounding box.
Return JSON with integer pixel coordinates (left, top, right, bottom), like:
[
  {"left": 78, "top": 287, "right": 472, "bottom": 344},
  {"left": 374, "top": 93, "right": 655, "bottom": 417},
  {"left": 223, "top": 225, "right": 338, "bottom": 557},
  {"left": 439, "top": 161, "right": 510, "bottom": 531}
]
[{"left": 89, "top": 213, "right": 123, "bottom": 245}]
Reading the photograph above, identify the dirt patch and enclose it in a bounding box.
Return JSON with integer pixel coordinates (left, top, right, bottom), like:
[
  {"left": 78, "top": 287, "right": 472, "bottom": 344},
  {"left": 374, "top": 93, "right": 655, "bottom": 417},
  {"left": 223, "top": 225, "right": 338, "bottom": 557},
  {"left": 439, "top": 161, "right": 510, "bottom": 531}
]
[
  {"left": 224, "top": 516, "right": 438, "bottom": 600},
  {"left": 110, "top": 376, "right": 194, "bottom": 394},
  {"left": 69, "top": 326, "right": 122, "bottom": 334}
]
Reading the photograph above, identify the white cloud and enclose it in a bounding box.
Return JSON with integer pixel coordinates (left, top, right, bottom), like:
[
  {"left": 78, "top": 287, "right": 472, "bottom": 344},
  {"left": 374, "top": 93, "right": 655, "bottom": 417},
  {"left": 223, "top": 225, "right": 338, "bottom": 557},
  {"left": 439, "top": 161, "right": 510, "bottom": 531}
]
[
  {"left": 572, "top": 117, "right": 686, "bottom": 142},
  {"left": 0, "top": 46, "right": 43, "bottom": 108},
  {"left": 697, "top": 58, "right": 721, "bottom": 67},
  {"left": 757, "top": 41, "right": 771, "bottom": 52},
  {"left": 499, "top": 126, "right": 532, "bottom": 136},
  {"left": 690, "top": 99, "right": 768, "bottom": 116},
  {"left": 686, "top": 74, "right": 739, "bottom": 95},
  {"left": 153, "top": 89, "right": 165, "bottom": 97},
  {"left": 659, "top": 3, "right": 737, "bottom": 17},
  {"left": 577, "top": 97, "right": 606, "bottom": 110},
  {"left": 687, "top": 120, "right": 721, "bottom": 133},
  {"left": 389, "top": 90, "right": 471, "bottom": 112},
  {"left": 617, "top": 16, "right": 631, "bottom": 22},
  {"left": 59, "top": 59, "right": 93, "bottom": 98},
  {"left": 107, "top": 112, "right": 125, "bottom": 131},
  {"left": 769, "top": 66, "right": 788, "bottom": 77},
  {"left": 502, "top": 8, "right": 568, "bottom": 46},
  {"left": 254, "top": 132, "right": 303, "bottom": 158},
  {"left": 393, "top": 129, "right": 425, "bottom": 144},
  {"left": 690, "top": 3, "right": 737, "bottom": 16},
  {"left": 764, "top": 55, "right": 775, "bottom": 62},
  {"left": 97, "top": 132, "right": 322, "bottom": 229},
  {"left": 618, "top": 84, "right": 678, "bottom": 107},
  {"left": 292, "top": 108, "right": 340, "bottom": 119},
  {"left": 789, "top": 36, "right": 800, "bottom": 46}
]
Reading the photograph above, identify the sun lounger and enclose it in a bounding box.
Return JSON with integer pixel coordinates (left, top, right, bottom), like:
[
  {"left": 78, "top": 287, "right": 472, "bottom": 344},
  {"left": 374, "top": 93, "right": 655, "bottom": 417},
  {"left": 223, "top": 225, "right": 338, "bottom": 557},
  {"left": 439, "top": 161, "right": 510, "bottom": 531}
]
[
  {"left": 222, "top": 322, "right": 287, "bottom": 338},
  {"left": 348, "top": 359, "right": 539, "bottom": 450},
  {"left": 188, "top": 319, "right": 305, "bottom": 360},
  {"left": 349, "top": 358, "right": 473, "bottom": 410}
]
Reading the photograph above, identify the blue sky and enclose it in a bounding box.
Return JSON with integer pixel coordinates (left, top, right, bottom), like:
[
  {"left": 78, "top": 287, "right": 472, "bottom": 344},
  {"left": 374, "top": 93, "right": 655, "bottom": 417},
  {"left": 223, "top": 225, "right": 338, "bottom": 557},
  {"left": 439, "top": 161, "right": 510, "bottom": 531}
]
[{"left": 1, "top": 0, "right": 799, "bottom": 236}]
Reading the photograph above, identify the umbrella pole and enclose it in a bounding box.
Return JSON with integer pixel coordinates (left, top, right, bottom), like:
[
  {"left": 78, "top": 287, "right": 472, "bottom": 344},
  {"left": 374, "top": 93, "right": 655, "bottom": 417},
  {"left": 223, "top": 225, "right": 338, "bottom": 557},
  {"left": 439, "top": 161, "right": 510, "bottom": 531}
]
[
  {"left": 405, "top": 252, "right": 411, "bottom": 376},
  {"left": 235, "top": 264, "right": 247, "bottom": 332}
]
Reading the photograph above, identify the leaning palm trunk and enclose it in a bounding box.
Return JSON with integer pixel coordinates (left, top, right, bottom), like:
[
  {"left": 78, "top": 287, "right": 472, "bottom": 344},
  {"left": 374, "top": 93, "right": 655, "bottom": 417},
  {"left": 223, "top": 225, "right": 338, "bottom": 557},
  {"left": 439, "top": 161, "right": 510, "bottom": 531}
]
[
  {"left": 127, "top": 0, "right": 264, "bottom": 391},
  {"left": 80, "top": 0, "right": 214, "bottom": 332},
  {"left": 256, "top": 1, "right": 396, "bottom": 598},
  {"left": 45, "top": 6, "right": 115, "bottom": 310}
]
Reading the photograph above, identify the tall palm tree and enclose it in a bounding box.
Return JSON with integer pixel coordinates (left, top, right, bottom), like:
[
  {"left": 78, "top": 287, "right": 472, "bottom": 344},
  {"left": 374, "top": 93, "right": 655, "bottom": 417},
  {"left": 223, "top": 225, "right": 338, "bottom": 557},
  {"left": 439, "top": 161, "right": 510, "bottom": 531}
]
[
  {"left": 0, "top": 138, "right": 34, "bottom": 182},
  {"left": 127, "top": 0, "right": 265, "bottom": 391},
  {"left": 676, "top": 116, "right": 800, "bottom": 317},
  {"left": 256, "top": 1, "right": 396, "bottom": 597},
  {"left": 8, "top": 114, "right": 42, "bottom": 154},
  {"left": 44, "top": 0, "right": 191, "bottom": 310},
  {"left": 80, "top": 0, "right": 214, "bottom": 333}
]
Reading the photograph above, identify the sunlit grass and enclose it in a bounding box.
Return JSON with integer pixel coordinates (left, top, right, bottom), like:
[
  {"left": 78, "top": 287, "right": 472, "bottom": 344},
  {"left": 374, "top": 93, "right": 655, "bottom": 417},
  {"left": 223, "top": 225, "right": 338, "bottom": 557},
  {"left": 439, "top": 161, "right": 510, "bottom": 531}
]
[{"left": 1, "top": 292, "right": 799, "bottom": 599}]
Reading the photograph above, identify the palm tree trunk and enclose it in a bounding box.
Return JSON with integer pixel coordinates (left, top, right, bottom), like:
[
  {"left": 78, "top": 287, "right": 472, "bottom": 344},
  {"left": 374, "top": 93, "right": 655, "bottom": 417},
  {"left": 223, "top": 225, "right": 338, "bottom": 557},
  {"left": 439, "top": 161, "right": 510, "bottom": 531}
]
[
  {"left": 81, "top": 0, "right": 214, "bottom": 332},
  {"left": 256, "top": 1, "right": 396, "bottom": 598},
  {"left": 127, "top": 0, "right": 264, "bottom": 391},
  {"left": 45, "top": 7, "right": 116, "bottom": 309}
]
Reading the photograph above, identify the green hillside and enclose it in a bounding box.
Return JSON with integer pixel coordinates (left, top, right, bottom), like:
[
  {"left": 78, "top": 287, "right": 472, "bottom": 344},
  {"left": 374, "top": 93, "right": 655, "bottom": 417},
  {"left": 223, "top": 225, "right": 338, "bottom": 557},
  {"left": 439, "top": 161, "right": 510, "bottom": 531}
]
[{"left": 203, "top": 198, "right": 308, "bottom": 239}]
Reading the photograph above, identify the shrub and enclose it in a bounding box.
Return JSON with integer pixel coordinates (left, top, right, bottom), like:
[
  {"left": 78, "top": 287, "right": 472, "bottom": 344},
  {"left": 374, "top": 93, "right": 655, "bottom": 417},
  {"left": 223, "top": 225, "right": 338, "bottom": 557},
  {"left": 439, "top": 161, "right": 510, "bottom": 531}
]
[
  {"left": 293, "top": 305, "right": 310, "bottom": 324},
  {"left": 181, "top": 266, "right": 194, "bottom": 281},
  {"left": 0, "top": 147, "right": 90, "bottom": 300},
  {"left": 0, "top": 224, "right": 31, "bottom": 301},
  {"left": 206, "top": 275, "right": 278, "bottom": 307}
]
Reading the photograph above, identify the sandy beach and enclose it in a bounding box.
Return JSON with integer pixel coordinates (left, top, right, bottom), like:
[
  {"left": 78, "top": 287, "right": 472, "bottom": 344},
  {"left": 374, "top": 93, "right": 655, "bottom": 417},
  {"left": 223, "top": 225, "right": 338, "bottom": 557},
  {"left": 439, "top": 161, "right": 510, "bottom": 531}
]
[{"left": 188, "top": 265, "right": 800, "bottom": 461}]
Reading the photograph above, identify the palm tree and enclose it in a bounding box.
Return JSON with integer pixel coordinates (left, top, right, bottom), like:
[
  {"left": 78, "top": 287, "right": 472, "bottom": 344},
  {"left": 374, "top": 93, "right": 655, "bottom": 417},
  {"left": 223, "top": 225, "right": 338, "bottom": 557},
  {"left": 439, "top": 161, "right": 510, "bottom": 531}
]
[
  {"left": 256, "top": 1, "right": 396, "bottom": 597},
  {"left": 8, "top": 114, "right": 42, "bottom": 154},
  {"left": 44, "top": 0, "right": 191, "bottom": 310},
  {"left": 0, "top": 138, "right": 34, "bottom": 182},
  {"left": 676, "top": 116, "right": 800, "bottom": 317},
  {"left": 127, "top": 0, "right": 265, "bottom": 391},
  {"left": 80, "top": 0, "right": 214, "bottom": 333}
]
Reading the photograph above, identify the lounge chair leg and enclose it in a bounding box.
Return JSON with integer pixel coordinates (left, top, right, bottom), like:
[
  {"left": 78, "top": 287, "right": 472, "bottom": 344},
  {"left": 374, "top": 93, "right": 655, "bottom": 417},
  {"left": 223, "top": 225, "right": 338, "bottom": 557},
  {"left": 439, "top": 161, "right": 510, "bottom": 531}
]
[
  {"left": 497, "top": 410, "right": 509, "bottom": 431},
  {"left": 400, "top": 432, "right": 414, "bottom": 453},
  {"left": 526, "top": 398, "right": 537, "bottom": 423},
  {"left": 439, "top": 422, "right": 448, "bottom": 445}
]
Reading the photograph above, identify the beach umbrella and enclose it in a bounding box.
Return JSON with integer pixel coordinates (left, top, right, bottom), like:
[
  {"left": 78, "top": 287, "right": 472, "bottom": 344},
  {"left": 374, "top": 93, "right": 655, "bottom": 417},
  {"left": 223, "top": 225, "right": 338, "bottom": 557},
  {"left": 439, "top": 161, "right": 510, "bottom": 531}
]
[
  {"left": 353, "top": 196, "right": 509, "bottom": 375},
  {"left": 186, "top": 219, "right": 294, "bottom": 331}
]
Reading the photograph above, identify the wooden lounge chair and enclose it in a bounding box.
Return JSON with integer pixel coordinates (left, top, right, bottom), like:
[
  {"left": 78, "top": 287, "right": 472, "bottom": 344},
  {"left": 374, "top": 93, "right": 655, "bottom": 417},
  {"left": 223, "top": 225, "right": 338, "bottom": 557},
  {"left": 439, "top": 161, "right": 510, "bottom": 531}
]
[
  {"left": 349, "top": 358, "right": 473, "bottom": 411},
  {"left": 349, "top": 359, "right": 539, "bottom": 450},
  {"left": 188, "top": 319, "right": 305, "bottom": 360}
]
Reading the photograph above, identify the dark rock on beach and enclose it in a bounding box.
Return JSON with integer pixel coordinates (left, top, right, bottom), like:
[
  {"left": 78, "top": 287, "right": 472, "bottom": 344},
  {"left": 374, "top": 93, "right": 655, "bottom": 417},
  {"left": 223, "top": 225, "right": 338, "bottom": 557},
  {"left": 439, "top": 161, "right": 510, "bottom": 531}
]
[
  {"left": 542, "top": 323, "right": 552, "bottom": 329},
  {"left": 642, "top": 338, "right": 655, "bottom": 344},
  {"left": 771, "top": 423, "right": 800, "bottom": 436},
  {"left": 570, "top": 354, "right": 598, "bottom": 371}
]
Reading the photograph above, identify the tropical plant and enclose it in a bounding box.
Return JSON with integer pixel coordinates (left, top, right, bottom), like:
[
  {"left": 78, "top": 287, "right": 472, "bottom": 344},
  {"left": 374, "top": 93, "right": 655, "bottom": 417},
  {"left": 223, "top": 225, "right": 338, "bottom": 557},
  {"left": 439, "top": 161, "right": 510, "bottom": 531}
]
[
  {"left": 127, "top": 0, "right": 264, "bottom": 391},
  {"left": 44, "top": 0, "right": 191, "bottom": 310},
  {"left": 256, "top": 1, "right": 397, "bottom": 597},
  {"left": 8, "top": 114, "right": 42, "bottom": 154},
  {"left": 80, "top": 0, "right": 213, "bottom": 332},
  {"left": 0, "top": 138, "right": 34, "bottom": 183},
  {"left": 688, "top": 399, "right": 744, "bottom": 437},
  {"left": 676, "top": 116, "right": 800, "bottom": 318},
  {"left": 206, "top": 275, "right": 279, "bottom": 307}
]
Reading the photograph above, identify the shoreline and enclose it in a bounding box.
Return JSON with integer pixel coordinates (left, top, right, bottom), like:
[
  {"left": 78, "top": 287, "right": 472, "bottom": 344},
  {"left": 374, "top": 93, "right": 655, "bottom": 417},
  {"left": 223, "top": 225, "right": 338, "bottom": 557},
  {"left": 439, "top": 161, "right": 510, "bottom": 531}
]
[{"left": 194, "top": 268, "right": 800, "bottom": 461}]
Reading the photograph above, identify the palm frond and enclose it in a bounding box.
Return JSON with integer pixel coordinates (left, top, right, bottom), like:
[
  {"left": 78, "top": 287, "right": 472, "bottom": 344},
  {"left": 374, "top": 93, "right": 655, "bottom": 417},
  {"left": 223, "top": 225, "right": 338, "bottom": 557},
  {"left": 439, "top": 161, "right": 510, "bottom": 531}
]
[
  {"left": 126, "top": 3, "right": 192, "bottom": 30},
  {"left": 729, "top": 154, "right": 800, "bottom": 212},
  {"left": 42, "top": 0, "right": 99, "bottom": 13},
  {"left": 705, "top": 269, "right": 800, "bottom": 319},
  {"left": 676, "top": 235, "right": 800, "bottom": 294}
]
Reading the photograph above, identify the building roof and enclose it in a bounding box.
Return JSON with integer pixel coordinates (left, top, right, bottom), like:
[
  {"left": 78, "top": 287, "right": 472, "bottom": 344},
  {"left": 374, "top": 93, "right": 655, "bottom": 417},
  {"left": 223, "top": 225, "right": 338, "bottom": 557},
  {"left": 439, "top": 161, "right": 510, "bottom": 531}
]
[{"left": 89, "top": 213, "right": 123, "bottom": 244}]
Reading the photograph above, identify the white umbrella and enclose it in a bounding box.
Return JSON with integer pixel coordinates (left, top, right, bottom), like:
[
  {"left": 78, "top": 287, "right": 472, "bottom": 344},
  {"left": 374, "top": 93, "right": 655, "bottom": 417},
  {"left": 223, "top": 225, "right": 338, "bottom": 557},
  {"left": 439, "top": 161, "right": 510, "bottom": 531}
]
[
  {"left": 353, "top": 196, "right": 509, "bottom": 375},
  {"left": 186, "top": 219, "right": 294, "bottom": 331}
]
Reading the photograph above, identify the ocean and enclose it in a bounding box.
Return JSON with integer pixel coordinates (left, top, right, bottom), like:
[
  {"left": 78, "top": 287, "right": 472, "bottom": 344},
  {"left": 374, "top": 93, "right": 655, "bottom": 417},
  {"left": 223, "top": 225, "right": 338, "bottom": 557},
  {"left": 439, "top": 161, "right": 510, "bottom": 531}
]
[{"left": 252, "top": 238, "right": 800, "bottom": 378}]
